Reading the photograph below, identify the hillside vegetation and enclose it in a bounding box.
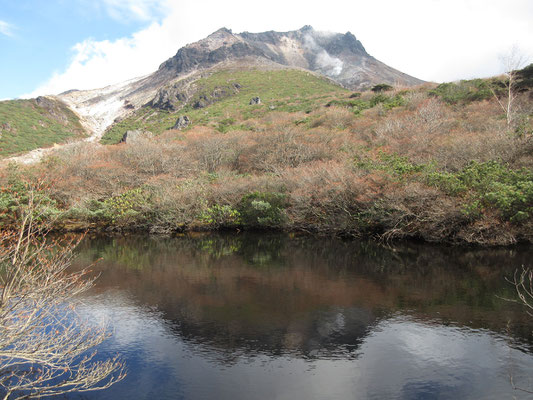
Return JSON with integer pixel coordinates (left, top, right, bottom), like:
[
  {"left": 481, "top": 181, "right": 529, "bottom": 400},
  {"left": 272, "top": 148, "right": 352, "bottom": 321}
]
[
  {"left": 1, "top": 66, "right": 533, "bottom": 246},
  {"left": 101, "top": 69, "right": 349, "bottom": 143},
  {"left": 0, "top": 97, "right": 86, "bottom": 157}
]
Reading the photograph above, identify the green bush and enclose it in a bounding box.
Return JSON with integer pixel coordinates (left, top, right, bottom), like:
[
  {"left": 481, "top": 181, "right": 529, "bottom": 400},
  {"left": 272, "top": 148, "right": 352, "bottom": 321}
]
[
  {"left": 426, "top": 171, "right": 467, "bottom": 195},
  {"left": 198, "top": 204, "right": 240, "bottom": 227},
  {"left": 429, "top": 79, "right": 493, "bottom": 104},
  {"left": 369, "top": 94, "right": 406, "bottom": 110},
  {"left": 0, "top": 167, "right": 61, "bottom": 226},
  {"left": 238, "top": 192, "right": 287, "bottom": 228},
  {"left": 356, "top": 152, "right": 427, "bottom": 178},
  {"left": 216, "top": 117, "right": 236, "bottom": 133},
  {"left": 428, "top": 161, "right": 533, "bottom": 222},
  {"left": 101, "top": 187, "right": 150, "bottom": 225}
]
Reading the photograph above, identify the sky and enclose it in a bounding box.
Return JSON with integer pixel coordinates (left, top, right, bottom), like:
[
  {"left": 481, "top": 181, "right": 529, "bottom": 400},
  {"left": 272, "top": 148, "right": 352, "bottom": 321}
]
[{"left": 1, "top": 0, "right": 532, "bottom": 100}]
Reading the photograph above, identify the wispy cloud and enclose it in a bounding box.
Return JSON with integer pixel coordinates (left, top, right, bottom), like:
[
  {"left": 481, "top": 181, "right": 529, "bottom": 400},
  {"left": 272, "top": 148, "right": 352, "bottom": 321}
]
[
  {"left": 99, "top": 0, "right": 169, "bottom": 22},
  {"left": 0, "top": 20, "right": 14, "bottom": 37}
]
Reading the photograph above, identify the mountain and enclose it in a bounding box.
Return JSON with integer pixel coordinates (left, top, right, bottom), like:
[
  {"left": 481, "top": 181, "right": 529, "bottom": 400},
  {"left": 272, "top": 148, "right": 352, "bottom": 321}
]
[
  {"left": 156, "top": 26, "right": 422, "bottom": 90},
  {"left": 1, "top": 26, "right": 424, "bottom": 159},
  {"left": 57, "top": 26, "right": 423, "bottom": 140}
]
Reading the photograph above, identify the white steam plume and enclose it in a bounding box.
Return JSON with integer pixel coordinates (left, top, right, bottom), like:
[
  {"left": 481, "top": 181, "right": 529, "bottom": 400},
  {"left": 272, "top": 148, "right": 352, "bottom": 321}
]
[{"left": 304, "top": 34, "right": 343, "bottom": 76}]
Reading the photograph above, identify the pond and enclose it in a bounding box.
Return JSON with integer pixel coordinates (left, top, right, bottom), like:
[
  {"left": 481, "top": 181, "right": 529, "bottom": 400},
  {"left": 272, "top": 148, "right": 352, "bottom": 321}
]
[{"left": 70, "top": 233, "right": 533, "bottom": 399}]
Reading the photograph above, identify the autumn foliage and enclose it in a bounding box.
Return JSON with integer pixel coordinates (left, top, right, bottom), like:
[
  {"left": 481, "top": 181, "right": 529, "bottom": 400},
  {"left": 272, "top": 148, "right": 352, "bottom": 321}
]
[{"left": 1, "top": 80, "right": 533, "bottom": 245}]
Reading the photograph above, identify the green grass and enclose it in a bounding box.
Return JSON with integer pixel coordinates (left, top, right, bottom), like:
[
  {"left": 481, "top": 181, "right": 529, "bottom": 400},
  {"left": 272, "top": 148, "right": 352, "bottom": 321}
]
[
  {"left": 0, "top": 98, "right": 86, "bottom": 157},
  {"left": 101, "top": 69, "right": 350, "bottom": 144},
  {"left": 428, "top": 78, "right": 496, "bottom": 105}
]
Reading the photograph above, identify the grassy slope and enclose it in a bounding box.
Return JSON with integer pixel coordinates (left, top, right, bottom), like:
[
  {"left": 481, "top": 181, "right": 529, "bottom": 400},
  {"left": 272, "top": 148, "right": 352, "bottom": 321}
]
[
  {"left": 0, "top": 98, "right": 86, "bottom": 157},
  {"left": 101, "top": 69, "right": 349, "bottom": 144}
]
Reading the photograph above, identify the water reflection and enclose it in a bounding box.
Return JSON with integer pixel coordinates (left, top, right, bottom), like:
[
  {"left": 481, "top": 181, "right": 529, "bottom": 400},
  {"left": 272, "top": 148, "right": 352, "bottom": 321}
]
[{"left": 71, "top": 233, "right": 533, "bottom": 399}]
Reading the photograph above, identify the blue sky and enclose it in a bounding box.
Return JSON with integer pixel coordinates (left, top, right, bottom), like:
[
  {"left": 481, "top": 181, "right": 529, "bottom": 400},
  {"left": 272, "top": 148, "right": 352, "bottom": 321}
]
[
  {"left": 0, "top": 0, "right": 165, "bottom": 98},
  {"left": 1, "top": 0, "right": 533, "bottom": 100}
]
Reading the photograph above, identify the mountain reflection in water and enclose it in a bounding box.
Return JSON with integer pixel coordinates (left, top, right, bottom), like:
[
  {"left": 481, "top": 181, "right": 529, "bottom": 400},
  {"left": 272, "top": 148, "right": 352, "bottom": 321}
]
[{"left": 70, "top": 233, "right": 533, "bottom": 399}]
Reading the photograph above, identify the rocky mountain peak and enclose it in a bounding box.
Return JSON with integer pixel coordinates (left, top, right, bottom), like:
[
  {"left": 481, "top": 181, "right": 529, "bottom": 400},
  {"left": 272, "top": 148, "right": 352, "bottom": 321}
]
[
  {"left": 320, "top": 31, "right": 367, "bottom": 57},
  {"left": 155, "top": 27, "right": 423, "bottom": 89},
  {"left": 211, "top": 27, "right": 233, "bottom": 35},
  {"left": 298, "top": 25, "right": 314, "bottom": 33}
]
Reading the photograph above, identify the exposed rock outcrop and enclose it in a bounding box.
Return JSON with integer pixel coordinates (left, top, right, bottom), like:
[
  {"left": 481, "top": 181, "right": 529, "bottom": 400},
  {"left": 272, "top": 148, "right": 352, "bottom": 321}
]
[
  {"left": 148, "top": 84, "right": 188, "bottom": 111},
  {"left": 191, "top": 83, "right": 242, "bottom": 109},
  {"left": 173, "top": 116, "right": 190, "bottom": 130}
]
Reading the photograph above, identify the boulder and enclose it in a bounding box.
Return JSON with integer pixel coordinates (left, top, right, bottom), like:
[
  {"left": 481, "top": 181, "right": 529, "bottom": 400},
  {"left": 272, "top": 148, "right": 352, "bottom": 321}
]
[
  {"left": 173, "top": 115, "right": 191, "bottom": 130},
  {"left": 249, "top": 97, "right": 261, "bottom": 105},
  {"left": 120, "top": 130, "right": 153, "bottom": 143}
]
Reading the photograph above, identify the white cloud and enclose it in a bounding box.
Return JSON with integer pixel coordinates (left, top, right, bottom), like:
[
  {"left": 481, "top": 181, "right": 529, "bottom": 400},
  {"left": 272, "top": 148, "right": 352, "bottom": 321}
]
[
  {"left": 24, "top": 20, "right": 181, "bottom": 97},
  {"left": 26, "top": 0, "right": 533, "bottom": 97},
  {"left": 0, "top": 20, "right": 14, "bottom": 37}
]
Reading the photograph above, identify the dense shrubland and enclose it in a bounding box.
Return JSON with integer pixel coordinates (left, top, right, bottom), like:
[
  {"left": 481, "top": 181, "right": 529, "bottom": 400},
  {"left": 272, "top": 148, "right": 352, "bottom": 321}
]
[{"left": 1, "top": 68, "right": 533, "bottom": 245}]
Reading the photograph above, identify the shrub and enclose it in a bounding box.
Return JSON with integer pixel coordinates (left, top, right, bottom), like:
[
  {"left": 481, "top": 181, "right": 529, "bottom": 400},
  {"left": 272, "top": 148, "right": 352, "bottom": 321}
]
[
  {"left": 198, "top": 204, "right": 240, "bottom": 228},
  {"left": 356, "top": 152, "right": 427, "bottom": 178},
  {"left": 238, "top": 192, "right": 287, "bottom": 228},
  {"left": 428, "top": 161, "right": 533, "bottom": 221},
  {"left": 102, "top": 187, "right": 150, "bottom": 225},
  {"left": 426, "top": 171, "right": 467, "bottom": 195},
  {"left": 369, "top": 94, "right": 406, "bottom": 110},
  {"left": 429, "top": 79, "right": 493, "bottom": 104},
  {"left": 217, "top": 117, "right": 236, "bottom": 133},
  {"left": 371, "top": 83, "right": 393, "bottom": 93},
  {"left": 0, "top": 167, "right": 61, "bottom": 226}
]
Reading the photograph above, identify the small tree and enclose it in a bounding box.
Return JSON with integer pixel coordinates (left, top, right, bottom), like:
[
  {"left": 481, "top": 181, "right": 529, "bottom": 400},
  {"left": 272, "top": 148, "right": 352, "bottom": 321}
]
[
  {"left": 0, "top": 187, "right": 125, "bottom": 399},
  {"left": 491, "top": 47, "right": 527, "bottom": 128}
]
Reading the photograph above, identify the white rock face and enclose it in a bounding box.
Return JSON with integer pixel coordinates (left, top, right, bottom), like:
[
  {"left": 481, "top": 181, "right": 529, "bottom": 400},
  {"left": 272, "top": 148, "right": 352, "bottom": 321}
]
[{"left": 58, "top": 75, "right": 151, "bottom": 141}]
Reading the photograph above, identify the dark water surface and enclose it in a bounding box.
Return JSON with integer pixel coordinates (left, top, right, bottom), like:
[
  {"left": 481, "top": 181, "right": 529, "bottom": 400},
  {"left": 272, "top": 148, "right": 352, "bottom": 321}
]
[{"left": 70, "top": 233, "right": 533, "bottom": 399}]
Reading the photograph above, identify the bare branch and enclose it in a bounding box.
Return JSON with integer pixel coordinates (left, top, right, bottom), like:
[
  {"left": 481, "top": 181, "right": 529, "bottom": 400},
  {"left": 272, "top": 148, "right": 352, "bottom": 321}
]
[{"left": 0, "top": 186, "right": 125, "bottom": 399}]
